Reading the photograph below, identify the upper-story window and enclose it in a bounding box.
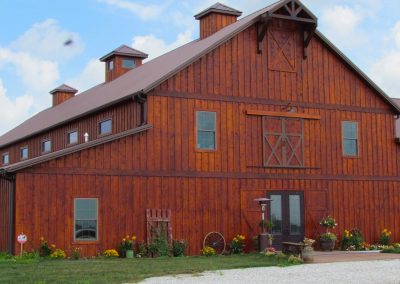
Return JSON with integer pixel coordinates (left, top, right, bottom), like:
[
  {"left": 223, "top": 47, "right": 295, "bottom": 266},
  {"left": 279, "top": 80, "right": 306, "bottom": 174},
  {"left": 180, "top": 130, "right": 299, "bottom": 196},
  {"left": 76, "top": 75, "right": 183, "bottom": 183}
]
[
  {"left": 122, "top": 59, "right": 135, "bottom": 69},
  {"left": 263, "top": 116, "right": 304, "bottom": 167},
  {"left": 2, "top": 153, "right": 9, "bottom": 165},
  {"left": 196, "top": 111, "right": 216, "bottom": 150},
  {"left": 67, "top": 131, "right": 78, "bottom": 145},
  {"left": 107, "top": 60, "right": 114, "bottom": 71},
  {"left": 42, "top": 139, "right": 52, "bottom": 154},
  {"left": 99, "top": 119, "right": 112, "bottom": 135},
  {"left": 20, "top": 147, "right": 28, "bottom": 160},
  {"left": 342, "top": 121, "right": 358, "bottom": 156}
]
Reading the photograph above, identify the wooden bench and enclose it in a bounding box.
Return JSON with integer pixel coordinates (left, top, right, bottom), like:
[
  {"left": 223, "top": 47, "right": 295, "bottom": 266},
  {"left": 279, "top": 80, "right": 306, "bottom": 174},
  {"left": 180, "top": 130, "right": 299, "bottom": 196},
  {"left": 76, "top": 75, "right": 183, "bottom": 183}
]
[{"left": 282, "top": 242, "right": 305, "bottom": 256}]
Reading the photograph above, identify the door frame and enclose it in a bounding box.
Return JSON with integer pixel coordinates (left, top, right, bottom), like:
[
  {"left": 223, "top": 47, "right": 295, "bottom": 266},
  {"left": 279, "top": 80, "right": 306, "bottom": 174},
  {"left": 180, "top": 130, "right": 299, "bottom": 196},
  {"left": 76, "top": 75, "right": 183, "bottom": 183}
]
[{"left": 267, "top": 190, "right": 305, "bottom": 246}]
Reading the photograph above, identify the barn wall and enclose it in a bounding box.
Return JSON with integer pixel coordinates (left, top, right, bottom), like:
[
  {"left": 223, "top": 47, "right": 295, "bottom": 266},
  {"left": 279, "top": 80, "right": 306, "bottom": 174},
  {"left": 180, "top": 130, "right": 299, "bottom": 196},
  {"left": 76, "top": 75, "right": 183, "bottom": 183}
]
[{"left": 0, "top": 175, "right": 15, "bottom": 253}]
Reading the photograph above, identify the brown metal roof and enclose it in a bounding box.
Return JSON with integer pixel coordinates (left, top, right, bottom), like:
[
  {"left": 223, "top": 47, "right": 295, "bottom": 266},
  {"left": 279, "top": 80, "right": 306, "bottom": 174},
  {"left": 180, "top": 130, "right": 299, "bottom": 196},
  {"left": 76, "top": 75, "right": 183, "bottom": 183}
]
[
  {"left": 1, "top": 0, "right": 399, "bottom": 150},
  {"left": 0, "top": 124, "right": 152, "bottom": 173},
  {"left": 194, "top": 2, "right": 242, "bottom": 19},
  {"left": 100, "top": 45, "right": 148, "bottom": 61},
  {"left": 50, "top": 84, "right": 78, "bottom": 94}
]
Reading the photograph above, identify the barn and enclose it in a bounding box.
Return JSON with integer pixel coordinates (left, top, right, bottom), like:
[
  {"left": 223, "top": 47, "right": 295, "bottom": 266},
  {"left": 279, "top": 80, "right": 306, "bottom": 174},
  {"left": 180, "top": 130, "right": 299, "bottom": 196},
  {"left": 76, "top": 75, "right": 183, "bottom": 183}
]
[{"left": 1, "top": 0, "right": 400, "bottom": 256}]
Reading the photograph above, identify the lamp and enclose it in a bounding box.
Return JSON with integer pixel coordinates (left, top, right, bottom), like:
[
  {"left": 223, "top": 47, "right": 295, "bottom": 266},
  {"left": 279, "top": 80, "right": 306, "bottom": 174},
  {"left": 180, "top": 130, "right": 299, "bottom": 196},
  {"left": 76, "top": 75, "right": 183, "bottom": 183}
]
[{"left": 254, "top": 198, "right": 272, "bottom": 233}]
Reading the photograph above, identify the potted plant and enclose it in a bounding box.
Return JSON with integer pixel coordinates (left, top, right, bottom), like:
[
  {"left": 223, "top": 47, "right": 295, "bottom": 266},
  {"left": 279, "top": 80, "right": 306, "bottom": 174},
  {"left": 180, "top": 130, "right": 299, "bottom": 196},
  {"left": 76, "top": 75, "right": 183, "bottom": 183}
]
[
  {"left": 120, "top": 235, "right": 136, "bottom": 258},
  {"left": 319, "top": 216, "right": 337, "bottom": 251},
  {"left": 302, "top": 237, "right": 315, "bottom": 263}
]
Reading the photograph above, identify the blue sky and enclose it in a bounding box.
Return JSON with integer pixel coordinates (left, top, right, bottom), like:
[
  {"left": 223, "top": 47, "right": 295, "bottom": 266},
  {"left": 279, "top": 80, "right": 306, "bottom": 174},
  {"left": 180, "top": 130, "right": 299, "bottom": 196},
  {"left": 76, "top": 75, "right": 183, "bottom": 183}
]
[{"left": 0, "top": 0, "right": 400, "bottom": 136}]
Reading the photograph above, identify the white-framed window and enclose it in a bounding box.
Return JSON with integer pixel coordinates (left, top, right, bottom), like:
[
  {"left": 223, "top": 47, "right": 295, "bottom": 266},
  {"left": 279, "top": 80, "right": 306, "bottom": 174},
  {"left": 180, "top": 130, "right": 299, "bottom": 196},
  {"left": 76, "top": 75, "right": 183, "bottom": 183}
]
[
  {"left": 196, "top": 111, "right": 216, "bottom": 150},
  {"left": 20, "top": 147, "right": 28, "bottom": 160},
  {"left": 67, "top": 131, "right": 78, "bottom": 145},
  {"left": 99, "top": 119, "right": 112, "bottom": 135},
  {"left": 107, "top": 60, "right": 114, "bottom": 71},
  {"left": 74, "top": 198, "right": 98, "bottom": 241},
  {"left": 2, "top": 153, "right": 9, "bottom": 165},
  {"left": 42, "top": 139, "right": 52, "bottom": 153},
  {"left": 342, "top": 121, "right": 359, "bottom": 156}
]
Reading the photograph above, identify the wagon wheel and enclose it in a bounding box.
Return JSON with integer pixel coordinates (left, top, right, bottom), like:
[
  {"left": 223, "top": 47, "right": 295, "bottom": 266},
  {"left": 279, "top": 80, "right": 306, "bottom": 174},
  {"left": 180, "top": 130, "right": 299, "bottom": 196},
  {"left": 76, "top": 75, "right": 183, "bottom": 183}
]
[{"left": 203, "top": 231, "right": 226, "bottom": 255}]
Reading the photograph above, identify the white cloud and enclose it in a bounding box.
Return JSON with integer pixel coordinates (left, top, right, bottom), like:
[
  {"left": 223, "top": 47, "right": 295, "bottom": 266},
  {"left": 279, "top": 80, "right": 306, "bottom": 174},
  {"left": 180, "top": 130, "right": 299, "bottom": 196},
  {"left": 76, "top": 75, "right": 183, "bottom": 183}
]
[
  {"left": 0, "top": 48, "right": 59, "bottom": 94},
  {"left": 98, "top": 0, "right": 166, "bottom": 20},
  {"left": 131, "top": 29, "right": 193, "bottom": 60},
  {"left": 0, "top": 79, "right": 33, "bottom": 135},
  {"left": 321, "top": 5, "right": 366, "bottom": 49},
  {"left": 10, "top": 19, "right": 84, "bottom": 62},
  {"left": 370, "top": 21, "right": 400, "bottom": 98},
  {"left": 67, "top": 59, "right": 104, "bottom": 92}
]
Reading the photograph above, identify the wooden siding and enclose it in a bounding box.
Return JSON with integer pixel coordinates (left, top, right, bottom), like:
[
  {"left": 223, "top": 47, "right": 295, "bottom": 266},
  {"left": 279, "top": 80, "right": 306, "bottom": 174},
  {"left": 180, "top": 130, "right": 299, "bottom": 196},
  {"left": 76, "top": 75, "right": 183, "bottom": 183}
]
[
  {"left": 5, "top": 18, "right": 400, "bottom": 256},
  {"left": 105, "top": 57, "right": 143, "bottom": 82},
  {"left": 0, "top": 99, "right": 139, "bottom": 166},
  {"left": 200, "top": 13, "right": 237, "bottom": 39},
  {"left": 0, "top": 176, "right": 14, "bottom": 253}
]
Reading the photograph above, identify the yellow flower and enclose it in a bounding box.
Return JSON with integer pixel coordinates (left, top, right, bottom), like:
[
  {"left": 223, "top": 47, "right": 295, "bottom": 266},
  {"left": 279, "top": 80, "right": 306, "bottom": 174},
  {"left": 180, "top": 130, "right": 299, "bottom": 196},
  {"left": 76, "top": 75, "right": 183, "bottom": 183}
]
[
  {"left": 132, "top": 235, "right": 136, "bottom": 241},
  {"left": 40, "top": 237, "right": 44, "bottom": 241},
  {"left": 122, "top": 238, "right": 126, "bottom": 242},
  {"left": 51, "top": 244, "right": 56, "bottom": 248}
]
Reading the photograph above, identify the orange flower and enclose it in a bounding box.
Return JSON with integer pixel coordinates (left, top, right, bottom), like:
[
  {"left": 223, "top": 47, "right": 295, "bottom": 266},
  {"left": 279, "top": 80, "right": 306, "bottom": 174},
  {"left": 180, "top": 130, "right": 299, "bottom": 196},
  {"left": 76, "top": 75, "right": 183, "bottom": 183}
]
[
  {"left": 51, "top": 244, "right": 56, "bottom": 248},
  {"left": 132, "top": 235, "right": 136, "bottom": 241},
  {"left": 40, "top": 237, "right": 44, "bottom": 241}
]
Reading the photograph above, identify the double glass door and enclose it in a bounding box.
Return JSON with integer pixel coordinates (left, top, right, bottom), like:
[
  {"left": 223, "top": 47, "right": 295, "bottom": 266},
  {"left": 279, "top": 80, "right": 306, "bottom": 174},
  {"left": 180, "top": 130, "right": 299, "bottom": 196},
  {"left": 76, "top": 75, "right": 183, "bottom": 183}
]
[{"left": 267, "top": 191, "right": 304, "bottom": 248}]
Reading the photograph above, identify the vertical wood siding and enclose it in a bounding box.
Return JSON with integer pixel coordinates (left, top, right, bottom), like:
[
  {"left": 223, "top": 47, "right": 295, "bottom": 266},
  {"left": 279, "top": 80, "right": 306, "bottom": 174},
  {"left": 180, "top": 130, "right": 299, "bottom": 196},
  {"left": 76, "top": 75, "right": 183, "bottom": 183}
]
[
  {"left": 5, "top": 18, "right": 400, "bottom": 255},
  {"left": 0, "top": 175, "right": 15, "bottom": 253}
]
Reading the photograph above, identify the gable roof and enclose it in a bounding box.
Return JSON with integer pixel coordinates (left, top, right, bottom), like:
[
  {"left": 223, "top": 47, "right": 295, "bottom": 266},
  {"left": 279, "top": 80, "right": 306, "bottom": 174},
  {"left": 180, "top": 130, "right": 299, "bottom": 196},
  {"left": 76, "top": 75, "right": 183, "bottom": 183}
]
[
  {"left": 100, "top": 45, "right": 148, "bottom": 61},
  {"left": 194, "top": 2, "right": 242, "bottom": 19},
  {"left": 1, "top": 0, "right": 399, "bottom": 149},
  {"left": 50, "top": 84, "right": 78, "bottom": 94}
]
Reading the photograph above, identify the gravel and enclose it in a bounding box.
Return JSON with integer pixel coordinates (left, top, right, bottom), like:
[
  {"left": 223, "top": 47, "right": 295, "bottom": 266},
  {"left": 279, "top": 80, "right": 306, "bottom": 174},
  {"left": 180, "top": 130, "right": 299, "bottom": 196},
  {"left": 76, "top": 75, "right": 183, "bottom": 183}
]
[{"left": 141, "top": 260, "right": 400, "bottom": 284}]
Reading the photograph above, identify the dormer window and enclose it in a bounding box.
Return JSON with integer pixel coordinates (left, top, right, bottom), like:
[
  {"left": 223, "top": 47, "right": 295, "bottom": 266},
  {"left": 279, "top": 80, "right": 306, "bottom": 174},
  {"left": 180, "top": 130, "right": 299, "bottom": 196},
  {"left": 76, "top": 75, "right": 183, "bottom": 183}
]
[
  {"left": 99, "top": 119, "right": 112, "bottom": 135},
  {"left": 20, "top": 147, "right": 28, "bottom": 160},
  {"left": 67, "top": 131, "right": 78, "bottom": 145},
  {"left": 107, "top": 60, "right": 114, "bottom": 71},
  {"left": 2, "top": 153, "right": 9, "bottom": 165},
  {"left": 42, "top": 139, "right": 52, "bottom": 154},
  {"left": 122, "top": 59, "right": 135, "bottom": 69}
]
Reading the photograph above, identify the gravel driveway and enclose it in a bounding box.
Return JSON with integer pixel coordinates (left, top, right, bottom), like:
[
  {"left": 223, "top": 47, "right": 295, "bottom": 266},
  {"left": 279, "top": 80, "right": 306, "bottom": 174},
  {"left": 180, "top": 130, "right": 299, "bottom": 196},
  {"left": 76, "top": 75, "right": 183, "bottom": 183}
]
[{"left": 141, "top": 260, "right": 400, "bottom": 284}]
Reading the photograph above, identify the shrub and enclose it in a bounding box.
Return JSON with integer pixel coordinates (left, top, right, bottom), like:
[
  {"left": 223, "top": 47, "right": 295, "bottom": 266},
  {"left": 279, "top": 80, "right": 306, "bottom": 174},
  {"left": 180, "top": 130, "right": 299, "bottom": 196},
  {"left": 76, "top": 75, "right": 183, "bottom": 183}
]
[
  {"left": 39, "top": 237, "right": 52, "bottom": 257},
  {"left": 230, "top": 234, "right": 246, "bottom": 254},
  {"left": 201, "top": 246, "right": 216, "bottom": 256},
  {"left": 70, "top": 247, "right": 82, "bottom": 260},
  {"left": 288, "top": 255, "right": 303, "bottom": 264},
  {"left": 262, "top": 247, "right": 277, "bottom": 257},
  {"left": 340, "top": 229, "right": 364, "bottom": 251},
  {"left": 137, "top": 241, "right": 148, "bottom": 258},
  {"left": 172, "top": 240, "right": 187, "bottom": 257},
  {"left": 148, "top": 224, "right": 171, "bottom": 257},
  {"left": 103, "top": 249, "right": 119, "bottom": 257},
  {"left": 50, "top": 249, "right": 66, "bottom": 259},
  {"left": 378, "top": 229, "right": 391, "bottom": 245}
]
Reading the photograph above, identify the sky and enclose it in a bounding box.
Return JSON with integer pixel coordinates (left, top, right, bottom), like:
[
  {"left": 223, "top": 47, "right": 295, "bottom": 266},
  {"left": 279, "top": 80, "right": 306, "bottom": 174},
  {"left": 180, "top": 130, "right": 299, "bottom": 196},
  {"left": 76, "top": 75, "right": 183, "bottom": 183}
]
[{"left": 0, "top": 0, "right": 400, "bottom": 136}]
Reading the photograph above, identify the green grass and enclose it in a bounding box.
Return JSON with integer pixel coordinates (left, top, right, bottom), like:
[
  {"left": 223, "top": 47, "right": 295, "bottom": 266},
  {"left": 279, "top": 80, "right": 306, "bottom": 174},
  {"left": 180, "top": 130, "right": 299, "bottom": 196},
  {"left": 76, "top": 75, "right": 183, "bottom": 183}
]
[
  {"left": 0, "top": 253, "right": 293, "bottom": 283},
  {"left": 381, "top": 247, "right": 400, "bottom": 254}
]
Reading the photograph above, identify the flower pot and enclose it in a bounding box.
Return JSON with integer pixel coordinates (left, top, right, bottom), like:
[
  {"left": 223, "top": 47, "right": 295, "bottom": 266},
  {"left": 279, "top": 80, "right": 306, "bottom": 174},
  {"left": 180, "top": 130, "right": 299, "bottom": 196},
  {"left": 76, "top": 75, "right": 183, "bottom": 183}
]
[
  {"left": 302, "top": 246, "right": 314, "bottom": 263},
  {"left": 126, "top": 250, "right": 134, "bottom": 258},
  {"left": 319, "top": 239, "right": 335, "bottom": 251}
]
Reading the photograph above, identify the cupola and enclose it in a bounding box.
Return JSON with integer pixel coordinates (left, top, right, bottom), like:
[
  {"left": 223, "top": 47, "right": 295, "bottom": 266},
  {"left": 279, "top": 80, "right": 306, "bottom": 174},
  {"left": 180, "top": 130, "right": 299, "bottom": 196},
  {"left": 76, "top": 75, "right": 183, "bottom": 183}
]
[
  {"left": 100, "top": 45, "right": 148, "bottom": 82},
  {"left": 194, "top": 3, "right": 242, "bottom": 39},
  {"left": 50, "top": 84, "right": 78, "bottom": 107}
]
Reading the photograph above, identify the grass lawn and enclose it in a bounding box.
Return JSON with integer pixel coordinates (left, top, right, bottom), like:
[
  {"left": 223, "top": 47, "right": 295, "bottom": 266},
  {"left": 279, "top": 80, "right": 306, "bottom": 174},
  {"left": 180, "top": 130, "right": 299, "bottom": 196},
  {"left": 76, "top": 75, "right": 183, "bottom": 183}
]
[{"left": 0, "top": 253, "right": 293, "bottom": 283}]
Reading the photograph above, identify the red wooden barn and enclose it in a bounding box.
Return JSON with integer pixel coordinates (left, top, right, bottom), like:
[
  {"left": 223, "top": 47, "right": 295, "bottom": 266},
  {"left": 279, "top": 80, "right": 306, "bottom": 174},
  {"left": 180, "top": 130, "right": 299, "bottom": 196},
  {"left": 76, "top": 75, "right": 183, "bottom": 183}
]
[{"left": 1, "top": 0, "right": 400, "bottom": 256}]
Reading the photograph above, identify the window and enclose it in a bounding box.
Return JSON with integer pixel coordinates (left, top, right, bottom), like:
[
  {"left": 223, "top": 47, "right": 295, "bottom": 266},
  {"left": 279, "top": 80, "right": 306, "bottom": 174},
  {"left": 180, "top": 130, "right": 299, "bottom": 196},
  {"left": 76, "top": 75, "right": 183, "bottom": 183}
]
[
  {"left": 74, "top": 198, "right": 98, "bottom": 241},
  {"left": 342, "top": 121, "right": 358, "bottom": 156},
  {"left": 2, "top": 153, "right": 9, "bottom": 165},
  {"left": 107, "top": 60, "right": 114, "bottom": 71},
  {"left": 42, "top": 140, "right": 52, "bottom": 153},
  {"left": 122, "top": 59, "right": 135, "bottom": 69},
  {"left": 67, "top": 131, "right": 78, "bottom": 145},
  {"left": 99, "top": 119, "right": 112, "bottom": 135},
  {"left": 263, "top": 117, "right": 304, "bottom": 167},
  {"left": 196, "top": 111, "right": 216, "bottom": 150},
  {"left": 20, "top": 147, "right": 28, "bottom": 160}
]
